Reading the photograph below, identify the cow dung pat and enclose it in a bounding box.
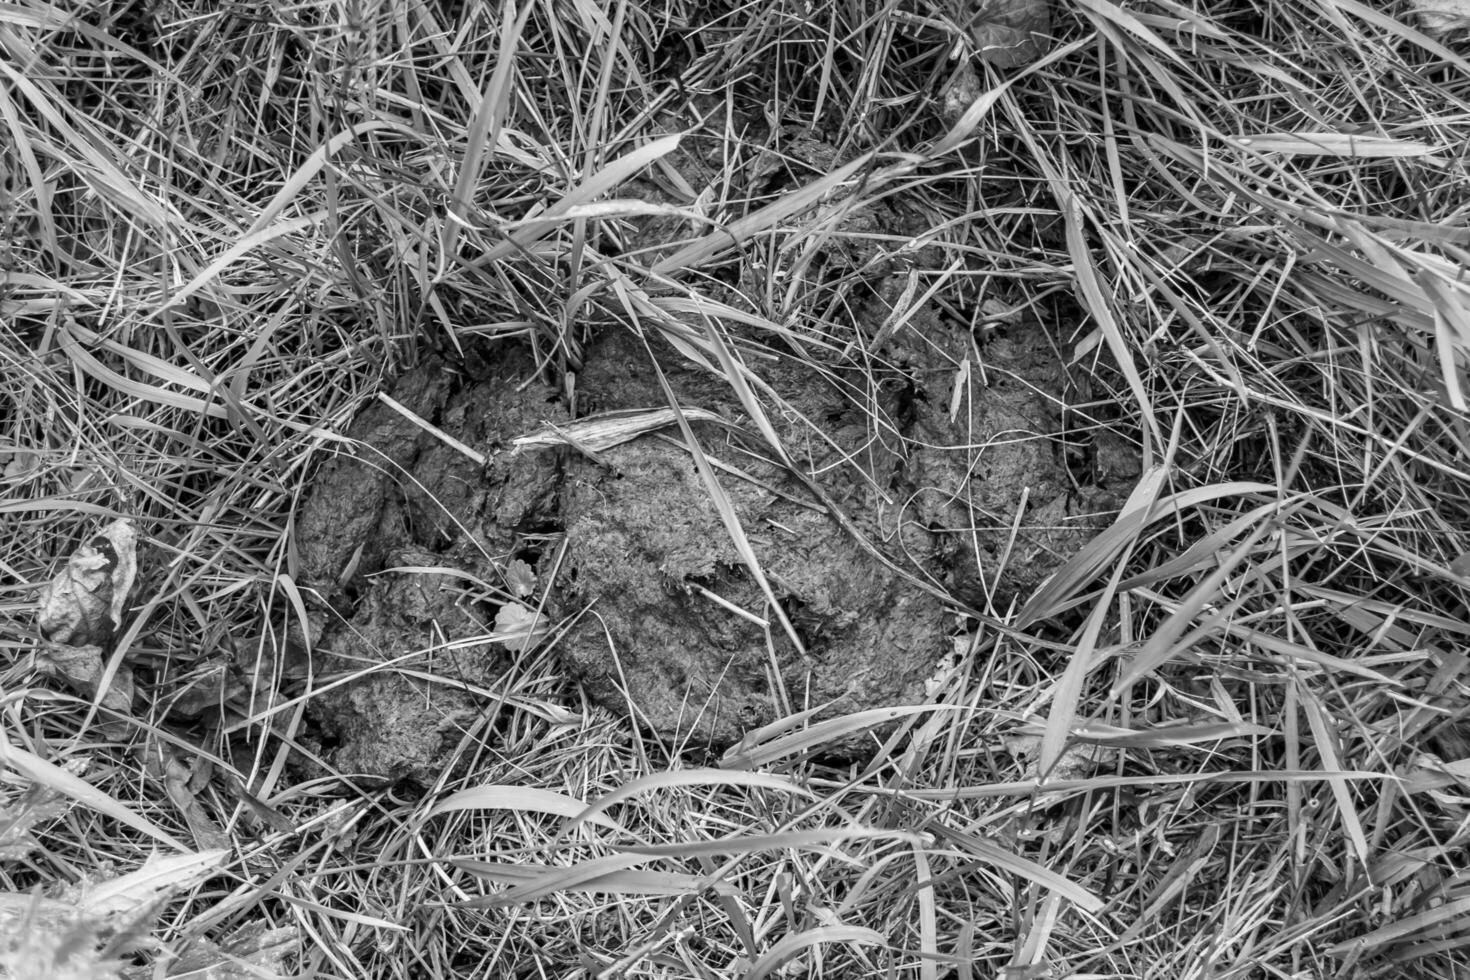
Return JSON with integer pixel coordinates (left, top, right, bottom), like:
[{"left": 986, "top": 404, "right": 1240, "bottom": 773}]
[
  {"left": 292, "top": 316, "right": 1131, "bottom": 776},
  {"left": 555, "top": 433, "right": 949, "bottom": 748}
]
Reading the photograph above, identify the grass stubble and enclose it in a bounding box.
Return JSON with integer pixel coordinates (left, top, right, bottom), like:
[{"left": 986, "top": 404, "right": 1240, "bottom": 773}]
[{"left": 2, "top": 0, "right": 1470, "bottom": 976}]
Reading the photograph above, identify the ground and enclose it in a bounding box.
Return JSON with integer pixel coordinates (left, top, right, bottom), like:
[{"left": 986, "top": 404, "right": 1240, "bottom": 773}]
[{"left": 2, "top": 0, "right": 1470, "bottom": 978}]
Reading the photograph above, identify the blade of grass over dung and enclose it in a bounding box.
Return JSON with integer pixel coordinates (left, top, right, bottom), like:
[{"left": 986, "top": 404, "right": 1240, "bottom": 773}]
[
  {"left": 1017, "top": 464, "right": 1169, "bottom": 627},
  {"left": 637, "top": 337, "right": 808, "bottom": 664},
  {"left": 723, "top": 705, "right": 828, "bottom": 762},
  {"left": 512, "top": 406, "right": 728, "bottom": 455},
  {"left": 677, "top": 304, "right": 792, "bottom": 466},
  {"left": 742, "top": 926, "right": 887, "bottom": 980}
]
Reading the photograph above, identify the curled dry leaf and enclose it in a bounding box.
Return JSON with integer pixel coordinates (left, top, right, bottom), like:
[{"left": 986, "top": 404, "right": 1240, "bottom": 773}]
[
  {"left": 37, "top": 519, "right": 139, "bottom": 648},
  {"left": 1408, "top": 0, "right": 1470, "bottom": 38},
  {"left": 35, "top": 520, "right": 141, "bottom": 715},
  {"left": 950, "top": 0, "right": 1052, "bottom": 69},
  {"left": 35, "top": 643, "right": 136, "bottom": 714}
]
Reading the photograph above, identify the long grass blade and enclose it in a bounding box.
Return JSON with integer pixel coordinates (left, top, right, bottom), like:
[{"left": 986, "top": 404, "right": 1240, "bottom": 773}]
[{"left": 0, "top": 740, "right": 190, "bottom": 852}]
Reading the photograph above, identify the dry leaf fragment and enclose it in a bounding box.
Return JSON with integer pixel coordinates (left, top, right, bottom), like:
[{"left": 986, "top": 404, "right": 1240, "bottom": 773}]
[
  {"left": 511, "top": 407, "right": 727, "bottom": 455},
  {"left": 494, "top": 601, "right": 549, "bottom": 654},
  {"left": 1002, "top": 731, "right": 1117, "bottom": 781},
  {"left": 0, "top": 849, "right": 228, "bottom": 938},
  {"left": 1408, "top": 0, "right": 1470, "bottom": 37},
  {"left": 37, "top": 520, "right": 139, "bottom": 647},
  {"left": 142, "top": 741, "right": 231, "bottom": 852},
  {"left": 504, "top": 558, "right": 537, "bottom": 598},
  {"left": 129, "top": 922, "right": 301, "bottom": 980},
  {"left": 951, "top": 0, "right": 1052, "bottom": 68},
  {"left": 0, "top": 789, "right": 66, "bottom": 862},
  {"left": 34, "top": 643, "right": 136, "bottom": 714},
  {"left": 2, "top": 450, "right": 37, "bottom": 481}
]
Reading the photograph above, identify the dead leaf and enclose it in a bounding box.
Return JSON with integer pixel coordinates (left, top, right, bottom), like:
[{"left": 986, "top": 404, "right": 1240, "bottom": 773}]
[
  {"left": 1408, "top": 0, "right": 1470, "bottom": 37},
  {"left": 0, "top": 788, "right": 66, "bottom": 862},
  {"left": 494, "top": 601, "right": 549, "bottom": 654},
  {"left": 504, "top": 558, "right": 537, "bottom": 598},
  {"left": 142, "top": 741, "right": 230, "bottom": 852},
  {"left": 128, "top": 922, "right": 301, "bottom": 979},
  {"left": 1003, "top": 730, "right": 1117, "bottom": 781},
  {"left": 37, "top": 519, "right": 139, "bottom": 647},
  {"left": 511, "top": 407, "right": 727, "bottom": 455},
  {"left": 0, "top": 849, "right": 228, "bottom": 939},
  {"left": 950, "top": 0, "right": 1052, "bottom": 68},
  {"left": 34, "top": 643, "right": 135, "bottom": 714},
  {"left": 939, "top": 63, "right": 985, "bottom": 126},
  {"left": 2, "top": 451, "right": 36, "bottom": 481}
]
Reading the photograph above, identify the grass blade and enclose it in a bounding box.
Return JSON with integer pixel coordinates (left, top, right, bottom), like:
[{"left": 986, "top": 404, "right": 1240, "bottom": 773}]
[
  {"left": 425, "top": 785, "right": 625, "bottom": 832},
  {"left": 742, "top": 926, "right": 886, "bottom": 980},
  {"left": 651, "top": 152, "right": 875, "bottom": 276},
  {"left": 720, "top": 706, "right": 965, "bottom": 770},
  {"left": 562, "top": 769, "right": 814, "bottom": 836},
  {"left": 0, "top": 740, "right": 189, "bottom": 852}
]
